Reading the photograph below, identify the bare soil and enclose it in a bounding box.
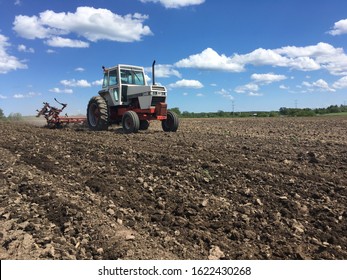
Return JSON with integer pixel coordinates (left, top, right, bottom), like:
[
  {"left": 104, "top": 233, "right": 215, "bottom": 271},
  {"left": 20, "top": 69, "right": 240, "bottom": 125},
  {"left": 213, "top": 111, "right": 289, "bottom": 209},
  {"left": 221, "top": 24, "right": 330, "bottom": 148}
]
[{"left": 0, "top": 117, "right": 346, "bottom": 260}]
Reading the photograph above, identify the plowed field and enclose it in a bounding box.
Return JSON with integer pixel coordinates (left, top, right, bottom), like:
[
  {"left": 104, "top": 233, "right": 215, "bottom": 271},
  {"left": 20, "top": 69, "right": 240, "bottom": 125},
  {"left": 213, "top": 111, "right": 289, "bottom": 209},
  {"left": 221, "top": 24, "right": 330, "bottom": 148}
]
[{"left": 1, "top": 117, "right": 346, "bottom": 259}]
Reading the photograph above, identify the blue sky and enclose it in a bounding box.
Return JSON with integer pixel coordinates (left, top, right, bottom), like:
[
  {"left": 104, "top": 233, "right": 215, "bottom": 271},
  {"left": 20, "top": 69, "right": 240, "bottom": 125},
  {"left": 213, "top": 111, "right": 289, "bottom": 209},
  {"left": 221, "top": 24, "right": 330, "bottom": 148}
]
[{"left": 1, "top": 0, "right": 347, "bottom": 116}]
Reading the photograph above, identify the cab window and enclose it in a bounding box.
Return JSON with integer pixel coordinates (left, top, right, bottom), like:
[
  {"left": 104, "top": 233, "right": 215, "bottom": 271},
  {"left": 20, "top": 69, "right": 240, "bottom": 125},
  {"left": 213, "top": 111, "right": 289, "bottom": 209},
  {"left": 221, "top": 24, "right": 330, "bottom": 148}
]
[
  {"left": 102, "top": 73, "right": 108, "bottom": 88},
  {"left": 120, "top": 69, "right": 145, "bottom": 85},
  {"left": 109, "top": 70, "right": 118, "bottom": 86}
]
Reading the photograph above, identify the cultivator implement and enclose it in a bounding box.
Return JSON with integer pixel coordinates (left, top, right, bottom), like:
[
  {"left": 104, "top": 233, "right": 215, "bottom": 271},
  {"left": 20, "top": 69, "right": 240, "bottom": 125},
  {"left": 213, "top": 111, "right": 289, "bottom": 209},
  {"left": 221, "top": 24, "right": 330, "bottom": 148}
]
[{"left": 36, "top": 98, "right": 86, "bottom": 128}]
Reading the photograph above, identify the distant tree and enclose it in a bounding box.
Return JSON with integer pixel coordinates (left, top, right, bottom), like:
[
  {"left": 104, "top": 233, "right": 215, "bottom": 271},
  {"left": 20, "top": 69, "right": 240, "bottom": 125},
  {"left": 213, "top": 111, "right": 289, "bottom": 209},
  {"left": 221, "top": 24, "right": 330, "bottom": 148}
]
[
  {"left": 0, "top": 108, "right": 5, "bottom": 120},
  {"left": 7, "top": 112, "right": 23, "bottom": 121},
  {"left": 170, "top": 107, "right": 181, "bottom": 116},
  {"left": 327, "top": 105, "right": 340, "bottom": 114},
  {"left": 269, "top": 111, "right": 279, "bottom": 117}
]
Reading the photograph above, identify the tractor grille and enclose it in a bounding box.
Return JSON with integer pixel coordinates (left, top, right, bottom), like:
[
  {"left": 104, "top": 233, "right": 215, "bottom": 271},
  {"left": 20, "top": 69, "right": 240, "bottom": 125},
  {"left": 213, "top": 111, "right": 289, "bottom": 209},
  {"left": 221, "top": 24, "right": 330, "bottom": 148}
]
[{"left": 151, "top": 96, "right": 166, "bottom": 106}]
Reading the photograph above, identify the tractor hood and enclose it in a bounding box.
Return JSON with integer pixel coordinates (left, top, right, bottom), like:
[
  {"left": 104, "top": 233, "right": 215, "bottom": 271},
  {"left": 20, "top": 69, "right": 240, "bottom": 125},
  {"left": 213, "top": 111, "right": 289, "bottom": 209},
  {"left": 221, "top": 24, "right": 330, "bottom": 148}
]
[{"left": 125, "top": 84, "right": 167, "bottom": 98}]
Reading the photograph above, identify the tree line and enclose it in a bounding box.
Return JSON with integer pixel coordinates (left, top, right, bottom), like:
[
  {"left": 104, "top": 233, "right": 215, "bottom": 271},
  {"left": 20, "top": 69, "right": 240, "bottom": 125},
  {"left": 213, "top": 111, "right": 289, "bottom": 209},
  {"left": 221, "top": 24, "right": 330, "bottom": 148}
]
[
  {"left": 170, "top": 104, "right": 347, "bottom": 118},
  {"left": 1, "top": 104, "right": 346, "bottom": 121},
  {"left": 0, "top": 108, "right": 23, "bottom": 121}
]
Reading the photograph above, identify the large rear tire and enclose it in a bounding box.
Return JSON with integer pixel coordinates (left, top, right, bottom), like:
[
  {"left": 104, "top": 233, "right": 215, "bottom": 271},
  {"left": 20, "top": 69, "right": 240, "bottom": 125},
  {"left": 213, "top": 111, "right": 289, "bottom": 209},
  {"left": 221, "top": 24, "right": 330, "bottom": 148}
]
[
  {"left": 162, "top": 111, "right": 179, "bottom": 132},
  {"left": 87, "top": 96, "right": 109, "bottom": 131},
  {"left": 122, "top": 111, "right": 140, "bottom": 133}
]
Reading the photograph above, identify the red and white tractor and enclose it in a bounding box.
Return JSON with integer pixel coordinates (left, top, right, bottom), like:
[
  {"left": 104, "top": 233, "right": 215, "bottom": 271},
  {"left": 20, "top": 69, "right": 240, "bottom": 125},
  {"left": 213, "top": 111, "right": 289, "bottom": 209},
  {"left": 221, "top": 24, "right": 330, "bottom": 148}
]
[{"left": 87, "top": 61, "right": 179, "bottom": 133}]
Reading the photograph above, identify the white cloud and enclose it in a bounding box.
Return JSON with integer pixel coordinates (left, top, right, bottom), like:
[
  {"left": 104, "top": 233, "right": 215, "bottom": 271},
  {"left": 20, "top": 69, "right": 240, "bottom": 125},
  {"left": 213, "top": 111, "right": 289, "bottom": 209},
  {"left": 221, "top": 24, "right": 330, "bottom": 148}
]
[
  {"left": 275, "top": 42, "right": 337, "bottom": 57},
  {"left": 13, "top": 92, "right": 41, "bottom": 98},
  {"left": 275, "top": 42, "right": 347, "bottom": 75},
  {"left": 175, "top": 48, "right": 244, "bottom": 72},
  {"left": 49, "top": 88, "right": 73, "bottom": 94},
  {"left": 279, "top": 85, "right": 289, "bottom": 90},
  {"left": 175, "top": 42, "right": 347, "bottom": 75},
  {"left": 75, "top": 67, "right": 85, "bottom": 72},
  {"left": 235, "top": 83, "right": 259, "bottom": 94},
  {"left": 333, "top": 76, "right": 347, "bottom": 89},
  {"left": 145, "top": 64, "right": 181, "bottom": 78},
  {"left": 17, "top": 44, "right": 35, "bottom": 53},
  {"left": 13, "top": 94, "right": 25, "bottom": 99},
  {"left": 168, "top": 79, "right": 203, "bottom": 88},
  {"left": 140, "top": 0, "right": 205, "bottom": 9},
  {"left": 251, "top": 73, "right": 287, "bottom": 84},
  {"left": 0, "top": 34, "right": 27, "bottom": 74},
  {"left": 92, "top": 79, "right": 103, "bottom": 86},
  {"left": 0, "top": 94, "right": 8, "bottom": 99},
  {"left": 248, "top": 92, "right": 263, "bottom": 97},
  {"left": 302, "top": 79, "right": 335, "bottom": 92},
  {"left": 234, "top": 48, "right": 320, "bottom": 71},
  {"left": 60, "top": 79, "right": 91, "bottom": 87},
  {"left": 328, "top": 19, "right": 347, "bottom": 36},
  {"left": 45, "top": 37, "right": 89, "bottom": 48},
  {"left": 215, "top": 88, "right": 234, "bottom": 100},
  {"left": 196, "top": 93, "right": 204, "bottom": 97},
  {"left": 13, "top": 15, "right": 56, "bottom": 40},
  {"left": 13, "top": 7, "right": 152, "bottom": 47}
]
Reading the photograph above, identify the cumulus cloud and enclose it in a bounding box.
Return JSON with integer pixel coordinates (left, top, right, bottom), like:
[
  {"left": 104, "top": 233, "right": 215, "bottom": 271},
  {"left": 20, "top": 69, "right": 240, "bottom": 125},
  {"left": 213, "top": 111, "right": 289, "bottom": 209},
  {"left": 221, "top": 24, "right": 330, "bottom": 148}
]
[
  {"left": 74, "top": 67, "right": 85, "bottom": 72},
  {"left": 140, "top": 0, "right": 205, "bottom": 9},
  {"left": 328, "top": 19, "right": 347, "bottom": 36},
  {"left": 175, "top": 42, "right": 347, "bottom": 75},
  {"left": 234, "top": 83, "right": 259, "bottom": 94},
  {"left": 13, "top": 92, "right": 41, "bottom": 98},
  {"left": 251, "top": 73, "right": 287, "bottom": 84},
  {"left": 0, "top": 34, "right": 27, "bottom": 74},
  {"left": 302, "top": 79, "right": 335, "bottom": 92},
  {"left": 60, "top": 79, "right": 91, "bottom": 87},
  {"left": 168, "top": 79, "right": 203, "bottom": 88},
  {"left": 45, "top": 37, "right": 89, "bottom": 48},
  {"left": 17, "top": 44, "right": 35, "bottom": 53},
  {"left": 175, "top": 48, "right": 244, "bottom": 72},
  {"left": 49, "top": 88, "right": 73, "bottom": 94},
  {"left": 215, "top": 88, "right": 234, "bottom": 100},
  {"left": 145, "top": 64, "right": 181, "bottom": 78},
  {"left": 279, "top": 84, "right": 289, "bottom": 90},
  {"left": 92, "top": 79, "right": 103, "bottom": 86},
  {"left": 13, "top": 7, "right": 152, "bottom": 47},
  {"left": 333, "top": 76, "right": 347, "bottom": 89},
  {"left": 0, "top": 94, "right": 7, "bottom": 99}
]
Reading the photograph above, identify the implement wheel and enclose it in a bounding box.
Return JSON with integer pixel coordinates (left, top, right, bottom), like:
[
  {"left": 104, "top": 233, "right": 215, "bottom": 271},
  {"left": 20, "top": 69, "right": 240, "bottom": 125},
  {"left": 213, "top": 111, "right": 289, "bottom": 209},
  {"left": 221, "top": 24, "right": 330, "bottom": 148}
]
[
  {"left": 122, "top": 111, "right": 140, "bottom": 133},
  {"left": 162, "top": 111, "right": 179, "bottom": 132},
  {"left": 87, "top": 96, "right": 109, "bottom": 131}
]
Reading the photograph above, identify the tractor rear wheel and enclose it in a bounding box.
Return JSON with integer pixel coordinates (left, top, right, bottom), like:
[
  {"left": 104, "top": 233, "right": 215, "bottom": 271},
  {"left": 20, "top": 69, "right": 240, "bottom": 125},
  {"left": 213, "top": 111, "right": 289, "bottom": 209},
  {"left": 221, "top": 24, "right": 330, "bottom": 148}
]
[
  {"left": 87, "top": 96, "right": 109, "bottom": 131},
  {"left": 162, "top": 111, "right": 179, "bottom": 132},
  {"left": 122, "top": 111, "right": 140, "bottom": 133}
]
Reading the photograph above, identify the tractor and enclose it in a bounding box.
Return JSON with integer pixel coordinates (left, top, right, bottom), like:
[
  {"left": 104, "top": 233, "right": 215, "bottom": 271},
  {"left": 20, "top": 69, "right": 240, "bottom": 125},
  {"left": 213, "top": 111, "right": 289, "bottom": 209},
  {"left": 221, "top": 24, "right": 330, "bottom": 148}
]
[{"left": 87, "top": 61, "right": 179, "bottom": 133}]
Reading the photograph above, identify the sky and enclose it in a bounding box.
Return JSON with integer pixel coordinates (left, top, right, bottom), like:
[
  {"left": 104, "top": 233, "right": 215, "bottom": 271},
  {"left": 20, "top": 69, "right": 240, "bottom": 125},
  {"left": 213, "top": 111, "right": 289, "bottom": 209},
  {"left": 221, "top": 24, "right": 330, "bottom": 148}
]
[{"left": 1, "top": 0, "right": 347, "bottom": 116}]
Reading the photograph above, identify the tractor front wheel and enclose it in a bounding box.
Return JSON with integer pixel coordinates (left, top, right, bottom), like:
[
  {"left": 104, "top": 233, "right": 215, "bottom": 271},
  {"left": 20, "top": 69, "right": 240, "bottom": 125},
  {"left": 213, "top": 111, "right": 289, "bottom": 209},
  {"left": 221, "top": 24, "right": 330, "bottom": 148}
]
[
  {"left": 87, "top": 96, "right": 109, "bottom": 131},
  {"left": 162, "top": 111, "right": 179, "bottom": 132},
  {"left": 139, "top": 120, "right": 150, "bottom": 130},
  {"left": 122, "top": 111, "right": 140, "bottom": 133}
]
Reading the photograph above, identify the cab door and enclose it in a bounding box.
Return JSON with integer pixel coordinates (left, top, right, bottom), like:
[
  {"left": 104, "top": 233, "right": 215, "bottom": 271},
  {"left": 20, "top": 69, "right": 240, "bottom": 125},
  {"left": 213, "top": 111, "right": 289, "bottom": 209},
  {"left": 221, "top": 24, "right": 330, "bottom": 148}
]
[{"left": 108, "top": 69, "right": 121, "bottom": 106}]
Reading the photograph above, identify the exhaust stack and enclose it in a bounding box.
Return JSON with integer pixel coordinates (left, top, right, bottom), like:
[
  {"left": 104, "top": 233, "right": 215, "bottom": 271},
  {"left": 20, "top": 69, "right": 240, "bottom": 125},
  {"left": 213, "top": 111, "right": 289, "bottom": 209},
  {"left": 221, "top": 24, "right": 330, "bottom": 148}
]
[{"left": 152, "top": 60, "right": 156, "bottom": 85}]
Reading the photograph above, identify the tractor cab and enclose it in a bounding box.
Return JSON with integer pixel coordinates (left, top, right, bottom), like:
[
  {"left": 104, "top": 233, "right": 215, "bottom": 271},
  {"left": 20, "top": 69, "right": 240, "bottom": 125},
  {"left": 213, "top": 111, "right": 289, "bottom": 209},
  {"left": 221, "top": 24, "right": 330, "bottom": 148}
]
[{"left": 99, "top": 64, "right": 165, "bottom": 109}]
